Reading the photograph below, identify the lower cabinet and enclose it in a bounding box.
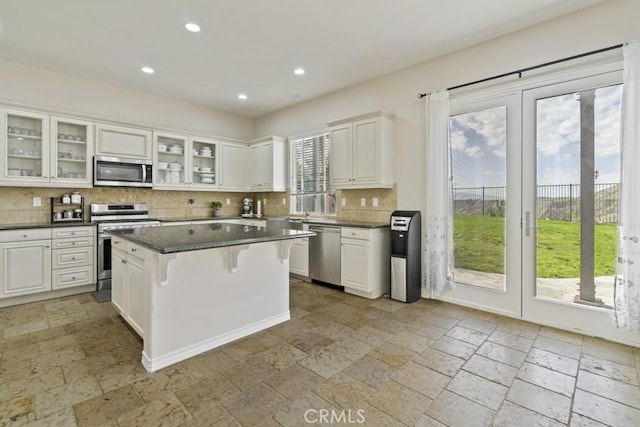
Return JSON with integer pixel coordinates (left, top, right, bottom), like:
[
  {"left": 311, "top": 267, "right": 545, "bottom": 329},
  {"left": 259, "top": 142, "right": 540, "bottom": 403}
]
[
  {"left": 51, "top": 226, "right": 95, "bottom": 290},
  {"left": 0, "top": 226, "right": 96, "bottom": 303},
  {"left": 0, "top": 237, "right": 52, "bottom": 298},
  {"left": 289, "top": 238, "right": 309, "bottom": 276},
  {"left": 112, "top": 238, "right": 146, "bottom": 337},
  {"left": 340, "top": 227, "right": 390, "bottom": 299}
]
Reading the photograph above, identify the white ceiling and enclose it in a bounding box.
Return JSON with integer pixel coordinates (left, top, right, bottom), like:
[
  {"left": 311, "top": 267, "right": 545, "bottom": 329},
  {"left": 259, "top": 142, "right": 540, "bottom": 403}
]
[{"left": 0, "top": 0, "right": 603, "bottom": 118}]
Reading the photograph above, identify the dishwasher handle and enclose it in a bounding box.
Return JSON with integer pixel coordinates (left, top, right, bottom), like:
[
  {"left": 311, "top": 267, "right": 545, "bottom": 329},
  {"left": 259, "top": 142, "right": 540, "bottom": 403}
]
[{"left": 309, "top": 226, "right": 341, "bottom": 234}]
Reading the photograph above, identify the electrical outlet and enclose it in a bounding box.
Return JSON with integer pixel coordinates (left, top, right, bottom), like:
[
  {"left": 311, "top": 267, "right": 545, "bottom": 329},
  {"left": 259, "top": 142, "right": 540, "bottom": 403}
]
[
  {"left": 282, "top": 198, "right": 287, "bottom": 205},
  {"left": 263, "top": 198, "right": 267, "bottom": 206},
  {"left": 372, "top": 197, "right": 379, "bottom": 208},
  {"left": 360, "top": 198, "right": 366, "bottom": 207},
  {"left": 341, "top": 198, "right": 346, "bottom": 207},
  {"left": 226, "top": 198, "right": 231, "bottom": 205},
  {"left": 33, "top": 197, "right": 41, "bottom": 207}
]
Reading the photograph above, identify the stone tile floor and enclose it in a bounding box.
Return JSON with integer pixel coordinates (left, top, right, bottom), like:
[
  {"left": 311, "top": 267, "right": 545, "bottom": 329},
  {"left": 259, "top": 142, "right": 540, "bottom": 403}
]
[{"left": 1, "top": 281, "right": 639, "bottom": 426}]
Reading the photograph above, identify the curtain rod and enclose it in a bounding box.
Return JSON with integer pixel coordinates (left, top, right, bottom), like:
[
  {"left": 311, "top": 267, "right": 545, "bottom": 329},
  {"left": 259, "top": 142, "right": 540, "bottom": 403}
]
[{"left": 417, "top": 43, "right": 624, "bottom": 99}]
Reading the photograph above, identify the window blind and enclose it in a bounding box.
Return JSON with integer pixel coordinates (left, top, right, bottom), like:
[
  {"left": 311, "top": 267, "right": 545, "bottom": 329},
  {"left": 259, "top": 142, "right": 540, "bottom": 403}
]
[{"left": 290, "top": 134, "right": 335, "bottom": 214}]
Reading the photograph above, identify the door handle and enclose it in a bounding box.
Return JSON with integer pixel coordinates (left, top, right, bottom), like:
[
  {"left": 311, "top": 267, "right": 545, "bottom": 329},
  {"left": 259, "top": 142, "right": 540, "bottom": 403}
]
[{"left": 524, "top": 211, "right": 540, "bottom": 236}]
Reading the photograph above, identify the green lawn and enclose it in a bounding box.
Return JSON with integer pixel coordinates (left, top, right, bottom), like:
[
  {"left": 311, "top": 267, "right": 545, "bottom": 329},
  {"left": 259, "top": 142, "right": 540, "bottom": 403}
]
[{"left": 453, "top": 215, "right": 617, "bottom": 278}]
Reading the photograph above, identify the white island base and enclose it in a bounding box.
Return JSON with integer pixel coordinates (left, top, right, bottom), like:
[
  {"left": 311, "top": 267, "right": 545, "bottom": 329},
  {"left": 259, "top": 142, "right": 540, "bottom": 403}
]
[{"left": 111, "top": 237, "right": 297, "bottom": 372}]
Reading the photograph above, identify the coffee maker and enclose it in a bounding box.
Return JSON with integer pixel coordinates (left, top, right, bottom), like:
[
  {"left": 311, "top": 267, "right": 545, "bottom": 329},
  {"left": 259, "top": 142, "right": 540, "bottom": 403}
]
[{"left": 242, "top": 198, "right": 254, "bottom": 217}]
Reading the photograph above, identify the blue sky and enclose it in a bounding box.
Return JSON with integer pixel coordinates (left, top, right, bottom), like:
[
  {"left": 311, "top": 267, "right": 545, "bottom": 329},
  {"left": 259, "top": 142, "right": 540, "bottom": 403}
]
[{"left": 449, "top": 84, "right": 622, "bottom": 188}]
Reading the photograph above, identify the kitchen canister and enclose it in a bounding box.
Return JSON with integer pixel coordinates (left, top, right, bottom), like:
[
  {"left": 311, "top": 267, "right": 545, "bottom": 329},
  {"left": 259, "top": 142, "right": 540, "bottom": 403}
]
[
  {"left": 62, "top": 194, "right": 71, "bottom": 204},
  {"left": 71, "top": 191, "right": 81, "bottom": 204}
]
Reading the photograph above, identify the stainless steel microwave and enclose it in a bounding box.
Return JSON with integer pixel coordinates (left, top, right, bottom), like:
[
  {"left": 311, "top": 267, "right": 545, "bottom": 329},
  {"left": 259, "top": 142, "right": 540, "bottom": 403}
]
[{"left": 93, "top": 156, "right": 153, "bottom": 187}]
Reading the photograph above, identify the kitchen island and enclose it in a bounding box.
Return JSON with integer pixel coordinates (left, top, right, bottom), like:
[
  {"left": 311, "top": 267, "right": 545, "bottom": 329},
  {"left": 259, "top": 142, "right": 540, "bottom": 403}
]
[{"left": 107, "top": 222, "right": 314, "bottom": 372}]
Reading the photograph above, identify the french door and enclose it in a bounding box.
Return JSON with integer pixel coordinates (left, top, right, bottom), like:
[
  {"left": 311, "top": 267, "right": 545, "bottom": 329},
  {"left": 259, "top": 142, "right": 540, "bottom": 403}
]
[
  {"left": 440, "top": 93, "right": 522, "bottom": 318},
  {"left": 523, "top": 72, "right": 639, "bottom": 345},
  {"left": 441, "top": 70, "right": 640, "bottom": 346}
]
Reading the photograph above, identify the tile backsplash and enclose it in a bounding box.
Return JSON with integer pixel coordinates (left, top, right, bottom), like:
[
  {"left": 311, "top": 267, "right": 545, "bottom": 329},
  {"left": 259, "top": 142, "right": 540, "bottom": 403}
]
[
  {"left": 336, "top": 187, "right": 396, "bottom": 223},
  {"left": 0, "top": 186, "right": 397, "bottom": 225},
  {"left": 0, "top": 187, "right": 250, "bottom": 224}
]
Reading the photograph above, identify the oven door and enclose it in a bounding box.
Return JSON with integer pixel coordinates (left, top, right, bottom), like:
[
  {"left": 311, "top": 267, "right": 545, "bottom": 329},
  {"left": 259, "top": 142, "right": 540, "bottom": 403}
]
[{"left": 94, "top": 156, "right": 153, "bottom": 187}]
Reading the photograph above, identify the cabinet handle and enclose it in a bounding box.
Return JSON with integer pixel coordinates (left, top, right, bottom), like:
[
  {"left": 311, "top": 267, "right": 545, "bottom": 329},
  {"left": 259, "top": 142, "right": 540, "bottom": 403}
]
[
  {"left": 45, "top": 245, "right": 50, "bottom": 248},
  {"left": 71, "top": 276, "right": 76, "bottom": 280},
  {"left": 114, "top": 241, "right": 120, "bottom": 245},
  {"left": 71, "top": 257, "right": 76, "bottom": 260},
  {"left": 131, "top": 248, "right": 137, "bottom": 252},
  {"left": 121, "top": 259, "right": 127, "bottom": 264},
  {"left": 23, "top": 234, "right": 28, "bottom": 238},
  {"left": 72, "top": 242, "right": 76, "bottom": 245}
]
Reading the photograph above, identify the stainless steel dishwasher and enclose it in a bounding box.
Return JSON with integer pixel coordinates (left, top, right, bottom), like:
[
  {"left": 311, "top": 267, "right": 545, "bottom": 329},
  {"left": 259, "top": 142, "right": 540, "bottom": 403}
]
[{"left": 308, "top": 225, "right": 342, "bottom": 286}]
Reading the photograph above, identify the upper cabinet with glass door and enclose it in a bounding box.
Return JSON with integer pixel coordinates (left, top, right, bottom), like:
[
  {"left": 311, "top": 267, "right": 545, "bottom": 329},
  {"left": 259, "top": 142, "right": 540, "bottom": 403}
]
[
  {"left": 51, "top": 116, "right": 93, "bottom": 187},
  {"left": 154, "top": 132, "right": 189, "bottom": 189},
  {"left": 0, "top": 109, "right": 50, "bottom": 184},
  {"left": 190, "top": 137, "right": 218, "bottom": 189}
]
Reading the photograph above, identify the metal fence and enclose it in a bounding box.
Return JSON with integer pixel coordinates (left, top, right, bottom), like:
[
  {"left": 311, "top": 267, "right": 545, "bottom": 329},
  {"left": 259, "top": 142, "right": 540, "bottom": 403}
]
[{"left": 452, "top": 183, "right": 619, "bottom": 223}]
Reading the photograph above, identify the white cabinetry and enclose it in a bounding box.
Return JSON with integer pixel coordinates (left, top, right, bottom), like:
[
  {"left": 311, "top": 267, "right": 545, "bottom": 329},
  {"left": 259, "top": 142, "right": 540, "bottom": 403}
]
[
  {"left": 153, "top": 132, "right": 222, "bottom": 191},
  {"left": 289, "top": 223, "right": 309, "bottom": 277},
  {"left": 219, "top": 142, "right": 247, "bottom": 190},
  {"left": 249, "top": 136, "right": 286, "bottom": 191},
  {"left": 51, "top": 226, "right": 95, "bottom": 290},
  {"left": 0, "top": 109, "right": 50, "bottom": 184},
  {"left": 0, "top": 228, "right": 52, "bottom": 298},
  {"left": 340, "top": 227, "right": 390, "bottom": 299},
  {"left": 154, "top": 132, "right": 190, "bottom": 188},
  {"left": 0, "top": 109, "right": 94, "bottom": 187},
  {"left": 328, "top": 111, "right": 394, "bottom": 189},
  {"left": 111, "top": 236, "right": 146, "bottom": 337},
  {"left": 51, "top": 117, "right": 94, "bottom": 187},
  {"left": 95, "top": 123, "right": 152, "bottom": 160}
]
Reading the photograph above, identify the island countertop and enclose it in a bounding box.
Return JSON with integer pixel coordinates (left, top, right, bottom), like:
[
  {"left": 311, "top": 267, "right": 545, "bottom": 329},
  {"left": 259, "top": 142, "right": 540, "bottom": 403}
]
[{"left": 106, "top": 222, "right": 315, "bottom": 254}]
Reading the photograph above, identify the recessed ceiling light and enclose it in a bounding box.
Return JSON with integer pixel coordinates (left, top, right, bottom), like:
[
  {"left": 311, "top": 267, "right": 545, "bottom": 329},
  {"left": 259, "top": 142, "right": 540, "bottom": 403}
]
[
  {"left": 141, "top": 66, "right": 155, "bottom": 74},
  {"left": 185, "top": 22, "right": 201, "bottom": 33},
  {"left": 238, "top": 93, "right": 248, "bottom": 100},
  {"left": 294, "top": 68, "right": 305, "bottom": 75}
]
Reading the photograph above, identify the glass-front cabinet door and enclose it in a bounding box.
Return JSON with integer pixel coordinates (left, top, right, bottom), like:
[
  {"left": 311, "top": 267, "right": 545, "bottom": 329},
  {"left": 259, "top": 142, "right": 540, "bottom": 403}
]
[
  {"left": 154, "top": 132, "right": 189, "bottom": 188},
  {"left": 51, "top": 116, "right": 93, "bottom": 186},
  {"left": 1, "top": 109, "right": 50, "bottom": 183},
  {"left": 190, "top": 137, "right": 218, "bottom": 188}
]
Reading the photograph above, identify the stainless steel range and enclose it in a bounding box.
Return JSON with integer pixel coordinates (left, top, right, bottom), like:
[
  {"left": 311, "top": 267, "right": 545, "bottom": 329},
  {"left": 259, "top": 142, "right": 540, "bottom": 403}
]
[{"left": 91, "top": 203, "right": 160, "bottom": 302}]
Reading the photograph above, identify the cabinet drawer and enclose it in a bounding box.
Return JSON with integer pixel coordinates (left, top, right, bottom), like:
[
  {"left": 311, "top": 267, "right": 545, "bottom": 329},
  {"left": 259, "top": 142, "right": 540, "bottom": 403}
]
[
  {"left": 52, "top": 226, "right": 95, "bottom": 239},
  {"left": 52, "top": 236, "right": 94, "bottom": 249},
  {"left": 0, "top": 228, "right": 51, "bottom": 242},
  {"left": 341, "top": 227, "right": 370, "bottom": 240},
  {"left": 52, "top": 246, "right": 93, "bottom": 269},
  {"left": 52, "top": 265, "right": 94, "bottom": 290}
]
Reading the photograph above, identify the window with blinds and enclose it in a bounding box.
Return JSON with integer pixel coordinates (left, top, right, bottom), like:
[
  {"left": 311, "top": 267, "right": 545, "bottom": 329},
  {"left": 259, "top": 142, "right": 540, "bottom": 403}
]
[{"left": 290, "top": 133, "right": 336, "bottom": 215}]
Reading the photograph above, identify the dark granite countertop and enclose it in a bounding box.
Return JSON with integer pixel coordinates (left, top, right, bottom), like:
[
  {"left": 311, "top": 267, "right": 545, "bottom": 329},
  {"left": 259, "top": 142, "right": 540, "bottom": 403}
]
[
  {"left": 0, "top": 221, "right": 96, "bottom": 231},
  {"left": 106, "top": 222, "right": 315, "bottom": 254},
  {"left": 289, "top": 218, "right": 389, "bottom": 228},
  {"left": 155, "top": 216, "right": 243, "bottom": 223}
]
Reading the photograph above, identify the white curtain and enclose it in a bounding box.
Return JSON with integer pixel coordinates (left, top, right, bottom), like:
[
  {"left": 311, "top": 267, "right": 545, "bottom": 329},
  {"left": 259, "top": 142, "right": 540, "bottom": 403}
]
[
  {"left": 615, "top": 41, "right": 640, "bottom": 332},
  {"left": 424, "top": 90, "right": 454, "bottom": 297}
]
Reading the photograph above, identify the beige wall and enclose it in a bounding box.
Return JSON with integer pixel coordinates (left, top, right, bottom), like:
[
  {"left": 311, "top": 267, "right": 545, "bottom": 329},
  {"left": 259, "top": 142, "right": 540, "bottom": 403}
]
[
  {"left": 0, "top": 60, "right": 254, "bottom": 140},
  {"left": 254, "top": 0, "right": 640, "bottom": 216}
]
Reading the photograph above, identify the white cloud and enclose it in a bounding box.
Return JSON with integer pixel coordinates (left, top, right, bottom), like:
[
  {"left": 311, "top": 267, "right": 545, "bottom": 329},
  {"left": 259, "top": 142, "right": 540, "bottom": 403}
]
[{"left": 449, "top": 106, "right": 506, "bottom": 158}]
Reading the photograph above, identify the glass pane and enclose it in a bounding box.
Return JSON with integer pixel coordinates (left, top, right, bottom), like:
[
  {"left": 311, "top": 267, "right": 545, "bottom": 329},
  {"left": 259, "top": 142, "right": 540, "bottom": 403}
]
[
  {"left": 450, "top": 105, "right": 507, "bottom": 290},
  {"left": 535, "top": 84, "right": 621, "bottom": 308},
  {"left": 7, "top": 114, "right": 44, "bottom": 177},
  {"left": 56, "top": 121, "right": 88, "bottom": 180}
]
